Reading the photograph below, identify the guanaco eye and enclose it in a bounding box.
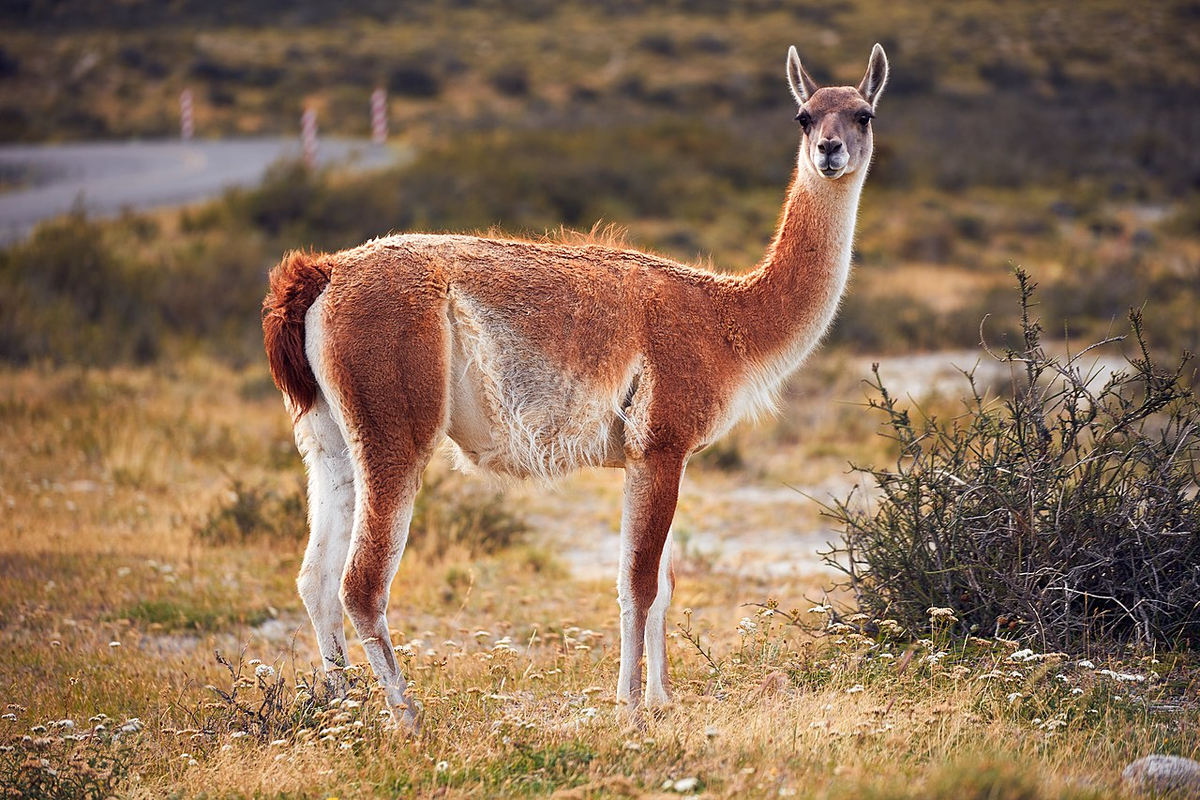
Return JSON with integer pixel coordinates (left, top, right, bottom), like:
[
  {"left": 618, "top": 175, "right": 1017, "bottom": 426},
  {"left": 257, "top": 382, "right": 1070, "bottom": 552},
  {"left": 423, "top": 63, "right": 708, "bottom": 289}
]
[
  {"left": 796, "top": 111, "right": 812, "bottom": 130},
  {"left": 858, "top": 112, "right": 874, "bottom": 127}
]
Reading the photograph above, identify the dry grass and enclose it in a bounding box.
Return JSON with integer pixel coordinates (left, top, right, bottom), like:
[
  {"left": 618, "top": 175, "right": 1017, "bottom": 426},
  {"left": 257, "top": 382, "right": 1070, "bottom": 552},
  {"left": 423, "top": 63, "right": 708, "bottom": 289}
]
[{"left": 1, "top": 358, "right": 1196, "bottom": 798}]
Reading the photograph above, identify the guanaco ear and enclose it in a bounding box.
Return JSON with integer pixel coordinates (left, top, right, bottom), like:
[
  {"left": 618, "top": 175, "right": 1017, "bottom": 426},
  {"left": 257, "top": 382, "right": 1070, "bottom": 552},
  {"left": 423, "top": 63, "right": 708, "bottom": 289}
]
[
  {"left": 858, "top": 43, "right": 889, "bottom": 110},
  {"left": 786, "top": 45, "right": 820, "bottom": 105}
]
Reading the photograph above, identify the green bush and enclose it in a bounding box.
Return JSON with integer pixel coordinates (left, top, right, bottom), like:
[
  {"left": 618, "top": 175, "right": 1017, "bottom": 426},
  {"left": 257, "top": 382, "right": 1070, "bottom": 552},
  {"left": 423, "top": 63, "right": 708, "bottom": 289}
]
[
  {"left": 409, "top": 473, "right": 528, "bottom": 555},
  {"left": 195, "top": 471, "right": 527, "bottom": 555},
  {"left": 0, "top": 210, "right": 162, "bottom": 364},
  {"left": 822, "top": 270, "right": 1200, "bottom": 652},
  {"left": 195, "top": 478, "right": 307, "bottom": 545},
  {"left": 828, "top": 287, "right": 1014, "bottom": 354},
  {"left": 0, "top": 205, "right": 275, "bottom": 367}
]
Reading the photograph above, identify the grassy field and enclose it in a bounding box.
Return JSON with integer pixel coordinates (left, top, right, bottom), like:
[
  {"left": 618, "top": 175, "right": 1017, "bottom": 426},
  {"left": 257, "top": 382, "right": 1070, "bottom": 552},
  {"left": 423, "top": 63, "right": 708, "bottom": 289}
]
[{"left": 1, "top": 355, "right": 1197, "bottom": 798}]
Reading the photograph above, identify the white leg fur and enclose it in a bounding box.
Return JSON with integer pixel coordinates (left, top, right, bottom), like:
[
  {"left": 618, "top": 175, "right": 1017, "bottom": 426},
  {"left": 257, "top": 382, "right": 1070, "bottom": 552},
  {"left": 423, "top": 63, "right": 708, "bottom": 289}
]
[
  {"left": 616, "top": 577, "right": 642, "bottom": 709},
  {"left": 616, "top": 473, "right": 645, "bottom": 709},
  {"left": 643, "top": 529, "right": 674, "bottom": 707},
  {"left": 294, "top": 398, "right": 355, "bottom": 684}
]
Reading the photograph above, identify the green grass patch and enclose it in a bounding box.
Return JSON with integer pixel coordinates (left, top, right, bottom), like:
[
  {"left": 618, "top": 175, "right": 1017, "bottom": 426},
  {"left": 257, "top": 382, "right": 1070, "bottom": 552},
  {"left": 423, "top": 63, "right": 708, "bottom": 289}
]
[{"left": 113, "top": 599, "right": 271, "bottom": 632}]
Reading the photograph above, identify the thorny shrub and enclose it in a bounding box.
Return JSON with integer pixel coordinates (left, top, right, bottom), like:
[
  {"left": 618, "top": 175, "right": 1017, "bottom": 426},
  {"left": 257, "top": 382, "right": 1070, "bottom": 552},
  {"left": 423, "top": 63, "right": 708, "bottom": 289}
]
[
  {"left": 822, "top": 270, "right": 1200, "bottom": 653},
  {"left": 197, "top": 648, "right": 389, "bottom": 748}
]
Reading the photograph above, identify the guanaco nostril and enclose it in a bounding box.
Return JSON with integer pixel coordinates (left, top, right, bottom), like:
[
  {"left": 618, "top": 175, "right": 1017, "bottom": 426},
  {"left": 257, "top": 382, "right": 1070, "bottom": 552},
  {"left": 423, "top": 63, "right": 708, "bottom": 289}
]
[{"left": 818, "top": 139, "right": 843, "bottom": 154}]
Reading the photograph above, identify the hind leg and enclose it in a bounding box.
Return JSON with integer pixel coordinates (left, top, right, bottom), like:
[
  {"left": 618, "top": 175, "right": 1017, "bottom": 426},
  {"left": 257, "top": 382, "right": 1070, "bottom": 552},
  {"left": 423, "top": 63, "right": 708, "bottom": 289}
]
[
  {"left": 313, "top": 286, "right": 449, "bottom": 730},
  {"left": 334, "top": 406, "right": 438, "bottom": 729},
  {"left": 294, "top": 398, "right": 356, "bottom": 688},
  {"left": 340, "top": 467, "right": 426, "bottom": 728}
]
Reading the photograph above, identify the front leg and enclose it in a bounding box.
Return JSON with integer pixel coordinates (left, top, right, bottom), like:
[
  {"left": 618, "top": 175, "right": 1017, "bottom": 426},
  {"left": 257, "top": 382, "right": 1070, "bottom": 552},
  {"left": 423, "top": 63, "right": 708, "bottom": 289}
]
[{"left": 616, "top": 451, "right": 685, "bottom": 712}]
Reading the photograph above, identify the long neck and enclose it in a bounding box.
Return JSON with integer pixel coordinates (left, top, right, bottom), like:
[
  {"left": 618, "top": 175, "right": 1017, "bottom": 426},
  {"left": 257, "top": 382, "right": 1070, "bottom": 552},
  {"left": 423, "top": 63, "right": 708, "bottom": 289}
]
[{"left": 731, "top": 166, "right": 865, "bottom": 370}]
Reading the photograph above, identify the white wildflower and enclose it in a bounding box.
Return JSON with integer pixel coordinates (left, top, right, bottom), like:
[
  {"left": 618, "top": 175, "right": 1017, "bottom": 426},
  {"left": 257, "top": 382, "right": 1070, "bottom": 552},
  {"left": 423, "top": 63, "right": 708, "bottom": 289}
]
[
  {"left": 254, "top": 664, "right": 276, "bottom": 680},
  {"left": 672, "top": 777, "right": 699, "bottom": 792},
  {"left": 927, "top": 607, "right": 958, "bottom": 622},
  {"left": 878, "top": 619, "right": 904, "bottom": 636}
]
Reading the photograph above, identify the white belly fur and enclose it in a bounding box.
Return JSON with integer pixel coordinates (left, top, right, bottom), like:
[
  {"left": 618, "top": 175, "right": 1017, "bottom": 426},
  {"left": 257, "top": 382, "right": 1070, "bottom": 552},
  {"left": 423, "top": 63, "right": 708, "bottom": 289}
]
[{"left": 443, "top": 292, "right": 637, "bottom": 481}]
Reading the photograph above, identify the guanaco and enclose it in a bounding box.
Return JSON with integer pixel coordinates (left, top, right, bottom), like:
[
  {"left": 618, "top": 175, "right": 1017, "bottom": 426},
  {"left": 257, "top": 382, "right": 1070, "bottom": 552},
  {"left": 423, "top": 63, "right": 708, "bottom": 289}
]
[{"left": 263, "top": 44, "right": 889, "bottom": 729}]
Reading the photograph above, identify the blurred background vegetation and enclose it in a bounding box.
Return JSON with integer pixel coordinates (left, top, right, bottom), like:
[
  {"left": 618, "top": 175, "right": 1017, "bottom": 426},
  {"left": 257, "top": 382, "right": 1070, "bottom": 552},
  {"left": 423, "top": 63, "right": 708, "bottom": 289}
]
[{"left": 0, "top": 0, "right": 1197, "bottom": 365}]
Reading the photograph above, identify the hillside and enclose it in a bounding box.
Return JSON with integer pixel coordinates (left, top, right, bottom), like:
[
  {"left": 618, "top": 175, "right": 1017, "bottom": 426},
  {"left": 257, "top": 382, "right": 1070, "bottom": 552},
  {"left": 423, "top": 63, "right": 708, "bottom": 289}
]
[{"left": 3, "top": 1, "right": 1200, "bottom": 199}]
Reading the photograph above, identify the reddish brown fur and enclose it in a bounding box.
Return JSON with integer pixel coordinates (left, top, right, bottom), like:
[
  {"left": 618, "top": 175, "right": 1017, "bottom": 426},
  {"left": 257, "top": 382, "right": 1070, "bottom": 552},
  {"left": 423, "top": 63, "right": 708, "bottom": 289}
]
[
  {"left": 262, "top": 251, "right": 334, "bottom": 418},
  {"left": 320, "top": 247, "right": 449, "bottom": 618}
]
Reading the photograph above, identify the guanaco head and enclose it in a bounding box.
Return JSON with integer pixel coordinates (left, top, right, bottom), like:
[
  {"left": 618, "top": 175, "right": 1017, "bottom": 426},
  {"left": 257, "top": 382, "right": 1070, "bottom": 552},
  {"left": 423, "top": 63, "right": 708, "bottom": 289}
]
[{"left": 787, "top": 43, "right": 889, "bottom": 181}]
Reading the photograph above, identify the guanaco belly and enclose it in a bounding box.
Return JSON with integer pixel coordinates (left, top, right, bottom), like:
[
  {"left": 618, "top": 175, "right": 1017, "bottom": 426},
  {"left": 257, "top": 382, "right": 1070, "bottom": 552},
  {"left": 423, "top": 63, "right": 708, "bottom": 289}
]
[{"left": 443, "top": 290, "right": 639, "bottom": 480}]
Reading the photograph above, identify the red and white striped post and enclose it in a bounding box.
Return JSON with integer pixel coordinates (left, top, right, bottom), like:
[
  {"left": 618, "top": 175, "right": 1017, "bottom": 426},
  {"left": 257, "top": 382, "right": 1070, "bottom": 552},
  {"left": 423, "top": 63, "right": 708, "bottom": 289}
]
[
  {"left": 301, "top": 107, "right": 318, "bottom": 169},
  {"left": 180, "top": 88, "right": 194, "bottom": 141},
  {"left": 370, "top": 87, "right": 387, "bottom": 145}
]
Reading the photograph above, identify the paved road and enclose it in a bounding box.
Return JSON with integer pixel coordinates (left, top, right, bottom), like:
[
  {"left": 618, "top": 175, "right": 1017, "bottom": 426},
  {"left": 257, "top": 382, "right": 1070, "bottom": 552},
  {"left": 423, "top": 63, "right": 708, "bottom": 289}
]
[{"left": 0, "top": 137, "right": 403, "bottom": 245}]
